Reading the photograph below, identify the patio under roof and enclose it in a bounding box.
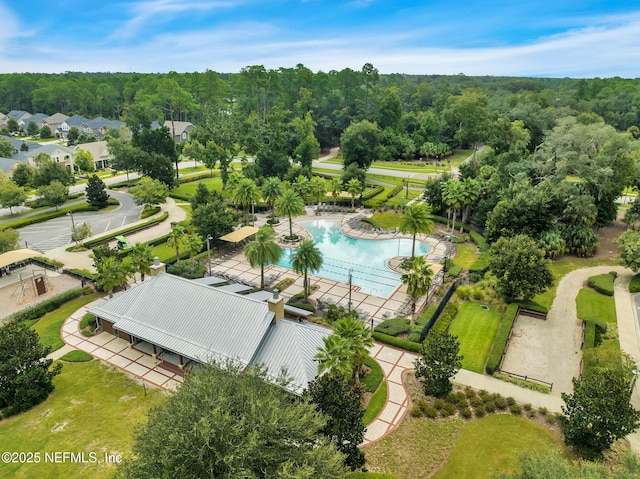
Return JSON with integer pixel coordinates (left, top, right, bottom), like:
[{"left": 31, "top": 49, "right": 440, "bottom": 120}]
[
  {"left": 219, "top": 226, "right": 259, "bottom": 243},
  {"left": 0, "top": 248, "right": 40, "bottom": 269}
]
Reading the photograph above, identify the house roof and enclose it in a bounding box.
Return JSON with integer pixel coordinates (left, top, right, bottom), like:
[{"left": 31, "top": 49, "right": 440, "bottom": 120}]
[
  {"left": 87, "top": 273, "right": 330, "bottom": 394},
  {"left": 87, "top": 273, "right": 275, "bottom": 368},
  {"left": 164, "top": 120, "right": 195, "bottom": 136},
  {"left": 252, "top": 319, "right": 330, "bottom": 395},
  {"left": 43, "top": 113, "right": 69, "bottom": 125},
  {"left": 75, "top": 140, "right": 109, "bottom": 159},
  {"left": 7, "top": 110, "right": 30, "bottom": 121},
  {"left": 0, "top": 157, "right": 20, "bottom": 174},
  {"left": 20, "top": 113, "right": 47, "bottom": 126},
  {"left": 63, "top": 114, "right": 90, "bottom": 127}
]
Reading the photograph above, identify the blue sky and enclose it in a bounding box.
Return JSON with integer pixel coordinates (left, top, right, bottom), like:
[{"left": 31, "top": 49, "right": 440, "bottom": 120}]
[{"left": 1, "top": 1, "right": 639, "bottom": 77}]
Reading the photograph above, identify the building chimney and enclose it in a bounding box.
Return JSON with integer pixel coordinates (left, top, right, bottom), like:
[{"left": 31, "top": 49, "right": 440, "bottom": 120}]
[{"left": 267, "top": 289, "right": 284, "bottom": 324}]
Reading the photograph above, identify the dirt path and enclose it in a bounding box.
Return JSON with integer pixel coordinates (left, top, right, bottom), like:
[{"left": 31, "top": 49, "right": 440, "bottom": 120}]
[{"left": 501, "top": 265, "right": 627, "bottom": 397}]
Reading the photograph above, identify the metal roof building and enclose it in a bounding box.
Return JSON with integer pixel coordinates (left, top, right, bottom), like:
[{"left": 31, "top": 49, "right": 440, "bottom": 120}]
[{"left": 88, "top": 273, "right": 330, "bottom": 394}]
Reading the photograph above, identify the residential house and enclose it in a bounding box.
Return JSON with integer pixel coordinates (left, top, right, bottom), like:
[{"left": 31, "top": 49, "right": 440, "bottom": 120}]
[
  {"left": 41, "top": 113, "right": 69, "bottom": 136},
  {"left": 0, "top": 135, "right": 40, "bottom": 174},
  {"left": 19, "top": 143, "right": 77, "bottom": 171},
  {"left": 0, "top": 112, "right": 6, "bottom": 126},
  {"left": 87, "top": 117, "right": 127, "bottom": 139},
  {"left": 57, "top": 114, "right": 93, "bottom": 139},
  {"left": 87, "top": 273, "right": 330, "bottom": 394},
  {"left": 19, "top": 113, "right": 48, "bottom": 132},
  {"left": 164, "top": 120, "right": 195, "bottom": 143},
  {"left": 3, "top": 110, "right": 31, "bottom": 126},
  {"left": 75, "top": 140, "right": 111, "bottom": 170}
]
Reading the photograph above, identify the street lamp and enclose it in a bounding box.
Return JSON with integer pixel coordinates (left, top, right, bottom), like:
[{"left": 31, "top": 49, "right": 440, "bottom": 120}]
[
  {"left": 206, "top": 235, "right": 213, "bottom": 276},
  {"left": 348, "top": 268, "right": 353, "bottom": 312},
  {"left": 631, "top": 369, "right": 640, "bottom": 396}
]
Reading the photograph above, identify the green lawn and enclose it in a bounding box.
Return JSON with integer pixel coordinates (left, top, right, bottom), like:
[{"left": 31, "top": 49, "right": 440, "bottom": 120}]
[
  {"left": 432, "top": 415, "right": 568, "bottom": 479},
  {"left": 31, "top": 293, "right": 103, "bottom": 351},
  {"left": 533, "top": 257, "right": 619, "bottom": 310},
  {"left": 170, "top": 177, "right": 224, "bottom": 198},
  {"left": 367, "top": 212, "right": 402, "bottom": 229},
  {"left": 0, "top": 361, "right": 164, "bottom": 479},
  {"left": 149, "top": 242, "right": 179, "bottom": 263},
  {"left": 363, "top": 381, "right": 387, "bottom": 425},
  {"left": 454, "top": 243, "right": 478, "bottom": 269},
  {"left": 448, "top": 302, "right": 502, "bottom": 373},
  {"left": 576, "top": 288, "right": 617, "bottom": 325}
]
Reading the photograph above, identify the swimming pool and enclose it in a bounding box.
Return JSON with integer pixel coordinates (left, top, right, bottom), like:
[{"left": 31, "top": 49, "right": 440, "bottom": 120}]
[{"left": 276, "top": 219, "right": 432, "bottom": 297}]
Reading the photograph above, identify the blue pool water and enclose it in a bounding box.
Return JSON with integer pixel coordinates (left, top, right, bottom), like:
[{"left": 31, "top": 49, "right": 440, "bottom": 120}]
[{"left": 276, "top": 219, "right": 432, "bottom": 297}]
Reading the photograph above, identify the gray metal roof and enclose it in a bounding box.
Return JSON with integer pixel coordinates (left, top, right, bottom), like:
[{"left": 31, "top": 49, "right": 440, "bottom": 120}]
[
  {"left": 190, "top": 276, "right": 228, "bottom": 286},
  {"left": 88, "top": 273, "right": 274, "bottom": 367},
  {"left": 215, "top": 283, "right": 253, "bottom": 293},
  {"left": 243, "top": 290, "right": 274, "bottom": 302},
  {"left": 284, "top": 304, "right": 314, "bottom": 318},
  {"left": 251, "top": 319, "right": 331, "bottom": 394}
]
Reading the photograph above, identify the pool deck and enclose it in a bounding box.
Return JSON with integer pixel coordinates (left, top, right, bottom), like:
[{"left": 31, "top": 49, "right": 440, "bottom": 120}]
[{"left": 209, "top": 207, "right": 452, "bottom": 326}]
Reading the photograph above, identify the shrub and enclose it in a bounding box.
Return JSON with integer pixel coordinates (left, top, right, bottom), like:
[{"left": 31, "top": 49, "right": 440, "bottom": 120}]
[
  {"left": 433, "top": 399, "right": 445, "bottom": 410},
  {"left": 167, "top": 260, "right": 206, "bottom": 280},
  {"left": 423, "top": 405, "right": 438, "bottom": 419},
  {"left": 375, "top": 318, "right": 411, "bottom": 337},
  {"left": 479, "top": 390, "right": 492, "bottom": 403},
  {"left": 484, "top": 401, "right": 496, "bottom": 413},
  {"left": 410, "top": 406, "right": 423, "bottom": 418},
  {"left": 485, "top": 303, "right": 519, "bottom": 374},
  {"left": 527, "top": 409, "right": 538, "bottom": 418},
  {"left": 510, "top": 404, "right": 522, "bottom": 415},
  {"left": 445, "top": 392, "right": 458, "bottom": 404},
  {"left": 506, "top": 397, "right": 517, "bottom": 407},
  {"left": 546, "top": 414, "right": 559, "bottom": 425},
  {"left": 630, "top": 274, "right": 640, "bottom": 293},
  {"left": 474, "top": 406, "right": 486, "bottom": 418},
  {"left": 523, "top": 403, "right": 532, "bottom": 411},
  {"left": 430, "top": 302, "right": 459, "bottom": 334},
  {"left": 469, "top": 396, "right": 483, "bottom": 408},
  {"left": 538, "top": 407, "right": 548, "bottom": 416},
  {"left": 494, "top": 396, "right": 508, "bottom": 410},
  {"left": 447, "top": 263, "right": 463, "bottom": 278},
  {"left": 583, "top": 320, "right": 596, "bottom": 349},
  {"left": 371, "top": 332, "right": 423, "bottom": 353},
  {"left": 79, "top": 313, "right": 97, "bottom": 331},
  {"left": 465, "top": 387, "right": 477, "bottom": 399},
  {"left": 460, "top": 407, "right": 472, "bottom": 419},
  {"left": 441, "top": 402, "right": 457, "bottom": 417},
  {"left": 59, "top": 350, "right": 93, "bottom": 362},
  {"left": 587, "top": 274, "right": 615, "bottom": 296}
]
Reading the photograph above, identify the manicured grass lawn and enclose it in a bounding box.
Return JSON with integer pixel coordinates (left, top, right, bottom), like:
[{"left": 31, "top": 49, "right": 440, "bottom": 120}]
[
  {"left": 368, "top": 212, "right": 402, "bottom": 230},
  {"left": 363, "top": 381, "right": 387, "bottom": 425},
  {"left": 576, "top": 288, "right": 617, "bottom": 325},
  {"left": 454, "top": 243, "right": 478, "bottom": 269},
  {"left": 178, "top": 165, "right": 207, "bottom": 174},
  {"left": 170, "top": 177, "right": 224, "bottom": 198},
  {"left": 31, "top": 293, "right": 103, "bottom": 351},
  {"left": 432, "top": 415, "right": 568, "bottom": 479},
  {"left": 533, "top": 257, "right": 618, "bottom": 310},
  {"left": 448, "top": 302, "right": 502, "bottom": 373},
  {"left": 149, "top": 242, "right": 178, "bottom": 263},
  {"left": 363, "top": 416, "right": 465, "bottom": 478},
  {"left": 0, "top": 361, "right": 164, "bottom": 479},
  {"left": 370, "top": 161, "right": 449, "bottom": 174}
]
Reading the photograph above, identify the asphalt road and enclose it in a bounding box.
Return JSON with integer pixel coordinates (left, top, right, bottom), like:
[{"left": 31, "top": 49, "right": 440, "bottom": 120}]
[{"left": 18, "top": 189, "right": 143, "bottom": 253}]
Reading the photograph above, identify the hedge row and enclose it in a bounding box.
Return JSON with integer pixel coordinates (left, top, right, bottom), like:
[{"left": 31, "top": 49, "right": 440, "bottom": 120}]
[
  {"left": 374, "top": 318, "right": 412, "bottom": 337},
  {"left": 362, "top": 356, "right": 384, "bottom": 393},
  {"left": 631, "top": 274, "right": 640, "bottom": 293},
  {"left": 371, "top": 332, "right": 423, "bottom": 353},
  {"left": 447, "top": 263, "right": 463, "bottom": 278},
  {"left": 361, "top": 185, "right": 385, "bottom": 201},
  {"left": 485, "top": 303, "right": 519, "bottom": 375},
  {"left": 470, "top": 230, "right": 489, "bottom": 251},
  {"left": 587, "top": 273, "right": 615, "bottom": 296},
  {"left": 5, "top": 287, "right": 87, "bottom": 324},
  {"left": 82, "top": 212, "right": 169, "bottom": 248},
  {"left": 430, "top": 302, "right": 459, "bottom": 334},
  {"left": 384, "top": 183, "right": 403, "bottom": 201}
]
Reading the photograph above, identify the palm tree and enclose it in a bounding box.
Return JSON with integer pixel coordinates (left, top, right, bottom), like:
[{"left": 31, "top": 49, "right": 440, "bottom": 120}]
[
  {"left": 167, "top": 225, "right": 186, "bottom": 261},
  {"left": 333, "top": 316, "right": 374, "bottom": 384},
  {"left": 276, "top": 189, "right": 305, "bottom": 239},
  {"left": 184, "top": 233, "right": 204, "bottom": 273},
  {"left": 292, "top": 175, "right": 310, "bottom": 201},
  {"left": 261, "top": 177, "right": 284, "bottom": 222},
  {"left": 233, "top": 177, "right": 261, "bottom": 225},
  {"left": 292, "top": 239, "right": 323, "bottom": 302},
  {"left": 442, "top": 179, "right": 465, "bottom": 233},
  {"left": 399, "top": 203, "right": 434, "bottom": 258},
  {"left": 329, "top": 177, "right": 342, "bottom": 208},
  {"left": 128, "top": 243, "right": 154, "bottom": 282},
  {"left": 244, "top": 226, "right": 282, "bottom": 289},
  {"left": 460, "top": 177, "right": 480, "bottom": 228},
  {"left": 315, "top": 335, "right": 353, "bottom": 381},
  {"left": 400, "top": 256, "right": 433, "bottom": 326},
  {"left": 96, "top": 256, "right": 131, "bottom": 298},
  {"left": 346, "top": 178, "right": 362, "bottom": 209},
  {"left": 309, "top": 176, "right": 327, "bottom": 212}
]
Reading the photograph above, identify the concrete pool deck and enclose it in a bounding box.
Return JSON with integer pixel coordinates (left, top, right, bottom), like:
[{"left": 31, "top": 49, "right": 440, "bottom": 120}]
[{"left": 209, "top": 207, "right": 452, "bottom": 326}]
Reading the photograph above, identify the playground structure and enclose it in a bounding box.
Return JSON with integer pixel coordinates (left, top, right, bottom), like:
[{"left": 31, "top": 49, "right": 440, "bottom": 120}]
[{"left": 13, "top": 268, "right": 51, "bottom": 304}]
